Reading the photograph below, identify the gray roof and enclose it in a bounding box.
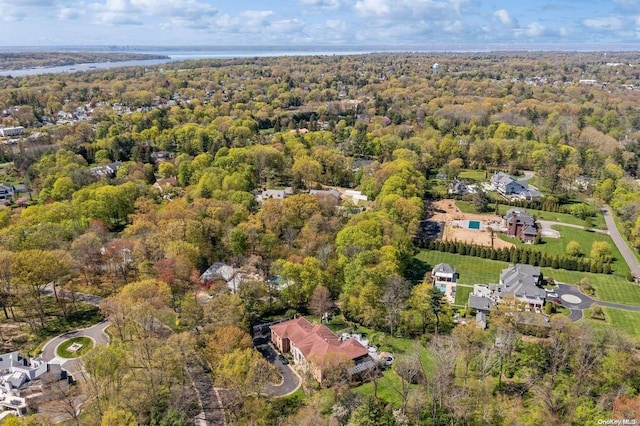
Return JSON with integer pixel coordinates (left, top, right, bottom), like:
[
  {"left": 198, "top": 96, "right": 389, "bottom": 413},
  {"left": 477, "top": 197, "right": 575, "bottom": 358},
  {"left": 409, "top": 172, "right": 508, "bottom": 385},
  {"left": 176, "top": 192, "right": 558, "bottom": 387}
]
[
  {"left": 310, "top": 189, "right": 341, "bottom": 199},
  {"left": 433, "top": 263, "right": 456, "bottom": 275},
  {"left": 492, "top": 172, "right": 514, "bottom": 185},
  {"left": 522, "top": 224, "right": 538, "bottom": 236},
  {"left": 500, "top": 264, "right": 545, "bottom": 300},
  {"left": 504, "top": 209, "right": 535, "bottom": 226},
  {"left": 200, "top": 262, "right": 236, "bottom": 282},
  {"left": 524, "top": 188, "right": 542, "bottom": 198},
  {"left": 469, "top": 295, "right": 494, "bottom": 312}
]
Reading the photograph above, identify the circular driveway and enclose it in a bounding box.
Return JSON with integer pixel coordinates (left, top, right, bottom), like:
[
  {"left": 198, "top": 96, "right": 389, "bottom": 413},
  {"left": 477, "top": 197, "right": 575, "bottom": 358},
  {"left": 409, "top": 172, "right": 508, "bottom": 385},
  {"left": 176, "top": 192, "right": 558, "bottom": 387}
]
[
  {"left": 560, "top": 294, "right": 582, "bottom": 304},
  {"left": 41, "top": 320, "right": 110, "bottom": 375}
]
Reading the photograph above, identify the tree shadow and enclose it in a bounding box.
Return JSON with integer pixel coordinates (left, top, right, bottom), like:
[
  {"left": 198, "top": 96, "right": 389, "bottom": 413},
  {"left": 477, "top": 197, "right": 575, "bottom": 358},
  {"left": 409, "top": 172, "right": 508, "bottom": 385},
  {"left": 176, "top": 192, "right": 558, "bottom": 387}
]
[{"left": 405, "top": 257, "right": 430, "bottom": 284}]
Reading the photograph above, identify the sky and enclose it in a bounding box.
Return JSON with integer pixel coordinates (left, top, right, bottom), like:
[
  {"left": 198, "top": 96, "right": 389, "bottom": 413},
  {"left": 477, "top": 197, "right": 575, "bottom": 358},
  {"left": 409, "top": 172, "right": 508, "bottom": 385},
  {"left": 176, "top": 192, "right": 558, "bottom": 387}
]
[{"left": 0, "top": 0, "right": 639, "bottom": 48}]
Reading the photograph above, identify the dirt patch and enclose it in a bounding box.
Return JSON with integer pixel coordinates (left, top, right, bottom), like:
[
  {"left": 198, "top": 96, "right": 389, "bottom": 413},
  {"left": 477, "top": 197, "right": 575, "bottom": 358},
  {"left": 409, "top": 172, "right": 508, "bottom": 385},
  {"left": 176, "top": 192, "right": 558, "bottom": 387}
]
[{"left": 428, "top": 199, "right": 514, "bottom": 249}]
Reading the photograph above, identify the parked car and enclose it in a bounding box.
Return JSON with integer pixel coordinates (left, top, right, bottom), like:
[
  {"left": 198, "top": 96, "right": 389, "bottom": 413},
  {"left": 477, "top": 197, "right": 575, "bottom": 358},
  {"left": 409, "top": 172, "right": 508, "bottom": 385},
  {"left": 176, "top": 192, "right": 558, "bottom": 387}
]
[
  {"left": 279, "top": 355, "right": 289, "bottom": 365},
  {"left": 547, "top": 292, "right": 559, "bottom": 298}
]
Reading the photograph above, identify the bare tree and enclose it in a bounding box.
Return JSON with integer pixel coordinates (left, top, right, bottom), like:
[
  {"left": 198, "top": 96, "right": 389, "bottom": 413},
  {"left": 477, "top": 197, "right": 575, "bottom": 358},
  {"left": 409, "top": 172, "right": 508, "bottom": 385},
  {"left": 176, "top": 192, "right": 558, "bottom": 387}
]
[
  {"left": 429, "top": 336, "right": 458, "bottom": 415},
  {"left": 308, "top": 285, "right": 334, "bottom": 317},
  {"left": 380, "top": 276, "right": 411, "bottom": 336},
  {"left": 392, "top": 346, "right": 424, "bottom": 415}
]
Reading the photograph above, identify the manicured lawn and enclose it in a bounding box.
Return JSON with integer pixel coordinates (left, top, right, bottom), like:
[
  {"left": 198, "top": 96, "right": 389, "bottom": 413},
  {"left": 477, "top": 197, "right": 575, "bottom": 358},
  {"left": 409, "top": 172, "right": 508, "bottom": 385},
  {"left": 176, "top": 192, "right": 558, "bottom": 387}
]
[
  {"left": 415, "top": 250, "right": 640, "bottom": 305},
  {"left": 338, "top": 320, "right": 434, "bottom": 408},
  {"left": 458, "top": 169, "right": 488, "bottom": 182},
  {"left": 498, "top": 225, "right": 629, "bottom": 276},
  {"left": 454, "top": 285, "right": 473, "bottom": 306},
  {"left": 56, "top": 336, "right": 94, "bottom": 358},
  {"left": 580, "top": 307, "right": 640, "bottom": 341},
  {"left": 414, "top": 250, "right": 508, "bottom": 285},
  {"left": 601, "top": 307, "right": 640, "bottom": 338}
]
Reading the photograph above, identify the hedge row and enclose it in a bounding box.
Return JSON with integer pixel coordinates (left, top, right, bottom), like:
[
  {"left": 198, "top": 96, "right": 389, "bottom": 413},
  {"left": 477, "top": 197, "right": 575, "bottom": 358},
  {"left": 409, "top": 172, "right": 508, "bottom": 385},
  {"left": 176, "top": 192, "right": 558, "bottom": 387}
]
[{"left": 418, "top": 239, "right": 612, "bottom": 274}]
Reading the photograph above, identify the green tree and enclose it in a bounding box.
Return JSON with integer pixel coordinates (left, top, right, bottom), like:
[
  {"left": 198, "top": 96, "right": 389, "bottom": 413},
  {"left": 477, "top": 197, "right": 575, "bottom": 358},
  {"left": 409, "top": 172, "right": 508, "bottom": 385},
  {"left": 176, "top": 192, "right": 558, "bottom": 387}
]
[
  {"left": 590, "top": 241, "right": 612, "bottom": 262},
  {"left": 565, "top": 240, "right": 582, "bottom": 257}
]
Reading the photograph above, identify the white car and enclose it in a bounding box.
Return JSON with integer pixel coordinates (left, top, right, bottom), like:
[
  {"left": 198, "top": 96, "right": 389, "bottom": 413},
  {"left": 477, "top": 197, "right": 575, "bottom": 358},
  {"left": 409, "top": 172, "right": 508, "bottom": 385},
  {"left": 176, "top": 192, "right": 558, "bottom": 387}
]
[{"left": 547, "top": 292, "right": 559, "bottom": 298}]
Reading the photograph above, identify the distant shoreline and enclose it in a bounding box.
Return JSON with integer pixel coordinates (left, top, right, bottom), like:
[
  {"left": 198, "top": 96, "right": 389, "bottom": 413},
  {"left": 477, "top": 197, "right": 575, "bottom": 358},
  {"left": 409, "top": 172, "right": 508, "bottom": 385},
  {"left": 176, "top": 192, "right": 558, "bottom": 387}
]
[{"left": 0, "top": 52, "right": 170, "bottom": 72}]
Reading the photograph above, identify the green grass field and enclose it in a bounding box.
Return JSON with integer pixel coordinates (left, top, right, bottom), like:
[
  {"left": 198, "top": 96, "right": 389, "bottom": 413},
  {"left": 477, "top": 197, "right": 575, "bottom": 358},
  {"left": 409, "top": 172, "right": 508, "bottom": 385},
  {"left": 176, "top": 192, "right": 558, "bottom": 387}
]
[
  {"left": 414, "top": 250, "right": 640, "bottom": 305},
  {"left": 600, "top": 307, "right": 640, "bottom": 337},
  {"left": 498, "top": 225, "right": 628, "bottom": 275},
  {"left": 56, "top": 336, "right": 94, "bottom": 358},
  {"left": 454, "top": 285, "right": 473, "bottom": 306},
  {"left": 580, "top": 307, "right": 640, "bottom": 341},
  {"left": 458, "top": 170, "right": 488, "bottom": 182}
]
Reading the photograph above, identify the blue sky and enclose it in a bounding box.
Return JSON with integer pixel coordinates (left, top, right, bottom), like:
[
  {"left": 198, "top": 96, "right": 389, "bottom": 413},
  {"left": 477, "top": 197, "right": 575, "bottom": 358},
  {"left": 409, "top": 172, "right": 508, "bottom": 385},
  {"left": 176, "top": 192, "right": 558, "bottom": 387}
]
[{"left": 1, "top": 0, "right": 639, "bottom": 48}]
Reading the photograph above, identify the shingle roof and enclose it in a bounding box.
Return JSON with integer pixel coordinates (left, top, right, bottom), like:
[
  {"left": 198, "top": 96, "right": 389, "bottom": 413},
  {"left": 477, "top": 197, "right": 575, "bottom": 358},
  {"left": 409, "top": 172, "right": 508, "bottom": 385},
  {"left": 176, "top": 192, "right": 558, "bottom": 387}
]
[
  {"left": 500, "top": 264, "right": 545, "bottom": 300},
  {"left": 469, "top": 294, "right": 494, "bottom": 311},
  {"left": 271, "top": 317, "right": 369, "bottom": 366},
  {"left": 433, "top": 263, "right": 456, "bottom": 275}
]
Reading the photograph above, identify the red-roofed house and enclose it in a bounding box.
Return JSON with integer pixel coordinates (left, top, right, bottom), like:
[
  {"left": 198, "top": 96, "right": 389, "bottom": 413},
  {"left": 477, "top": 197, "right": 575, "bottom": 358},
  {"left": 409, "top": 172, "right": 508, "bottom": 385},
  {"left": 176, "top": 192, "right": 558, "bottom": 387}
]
[{"left": 270, "top": 317, "right": 373, "bottom": 383}]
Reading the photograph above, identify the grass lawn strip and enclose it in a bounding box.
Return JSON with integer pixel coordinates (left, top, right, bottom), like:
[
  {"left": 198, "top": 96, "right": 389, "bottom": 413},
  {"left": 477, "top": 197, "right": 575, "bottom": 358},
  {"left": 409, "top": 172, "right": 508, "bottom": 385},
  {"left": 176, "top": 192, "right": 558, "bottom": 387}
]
[
  {"left": 56, "top": 336, "right": 94, "bottom": 358},
  {"left": 497, "top": 224, "right": 629, "bottom": 276}
]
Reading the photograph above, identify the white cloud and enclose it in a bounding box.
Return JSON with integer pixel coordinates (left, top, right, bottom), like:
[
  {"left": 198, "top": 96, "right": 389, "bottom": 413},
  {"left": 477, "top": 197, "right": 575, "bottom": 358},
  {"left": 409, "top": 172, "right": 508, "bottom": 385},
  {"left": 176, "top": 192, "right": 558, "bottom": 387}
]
[
  {"left": 494, "top": 9, "right": 514, "bottom": 26},
  {"left": 524, "top": 22, "right": 545, "bottom": 37},
  {"left": 353, "top": 0, "right": 391, "bottom": 17},
  {"left": 583, "top": 16, "right": 624, "bottom": 31},
  {"left": 240, "top": 10, "right": 274, "bottom": 27},
  {"left": 0, "top": 0, "right": 57, "bottom": 21},
  {"left": 443, "top": 20, "right": 463, "bottom": 33},
  {"left": 58, "top": 7, "right": 85, "bottom": 20},
  {"left": 515, "top": 21, "right": 546, "bottom": 37},
  {"left": 353, "top": 0, "right": 467, "bottom": 20},
  {"left": 299, "top": 0, "right": 340, "bottom": 9}
]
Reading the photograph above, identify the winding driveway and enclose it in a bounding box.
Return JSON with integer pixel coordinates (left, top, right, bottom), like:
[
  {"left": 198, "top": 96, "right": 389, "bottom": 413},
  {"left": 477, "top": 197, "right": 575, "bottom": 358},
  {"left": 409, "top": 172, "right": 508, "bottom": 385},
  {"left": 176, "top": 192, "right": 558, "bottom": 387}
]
[
  {"left": 602, "top": 206, "right": 640, "bottom": 277},
  {"left": 253, "top": 330, "right": 301, "bottom": 397},
  {"left": 538, "top": 220, "right": 609, "bottom": 238},
  {"left": 555, "top": 283, "right": 640, "bottom": 321},
  {"left": 40, "top": 320, "right": 111, "bottom": 376}
]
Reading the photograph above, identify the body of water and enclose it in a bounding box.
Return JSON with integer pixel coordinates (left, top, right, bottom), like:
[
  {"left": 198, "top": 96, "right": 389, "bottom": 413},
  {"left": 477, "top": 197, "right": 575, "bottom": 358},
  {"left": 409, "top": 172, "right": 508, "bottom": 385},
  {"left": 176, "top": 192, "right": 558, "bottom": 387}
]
[{"left": 0, "top": 47, "right": 394, "bottom": 77}]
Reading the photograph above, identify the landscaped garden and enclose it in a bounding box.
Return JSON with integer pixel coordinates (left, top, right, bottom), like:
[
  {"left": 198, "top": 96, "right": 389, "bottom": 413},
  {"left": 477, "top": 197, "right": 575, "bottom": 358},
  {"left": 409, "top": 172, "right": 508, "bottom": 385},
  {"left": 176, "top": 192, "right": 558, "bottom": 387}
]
[{"left": 56, "top": 336, "right": 94, "bottom": 358}]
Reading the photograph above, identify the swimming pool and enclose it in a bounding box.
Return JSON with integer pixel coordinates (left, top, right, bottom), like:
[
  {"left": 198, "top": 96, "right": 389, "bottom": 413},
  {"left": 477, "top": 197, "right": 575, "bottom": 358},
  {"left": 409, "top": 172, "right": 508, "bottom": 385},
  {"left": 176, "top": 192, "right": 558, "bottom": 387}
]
[{"left": 468, "top": 220, "right": 481, "bottom": 230}]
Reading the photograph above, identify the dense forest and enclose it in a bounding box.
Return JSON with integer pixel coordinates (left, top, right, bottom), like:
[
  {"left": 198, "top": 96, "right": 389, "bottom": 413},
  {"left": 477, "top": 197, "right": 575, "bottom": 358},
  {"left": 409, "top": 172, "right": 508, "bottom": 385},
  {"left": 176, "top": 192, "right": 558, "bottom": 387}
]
[{"left": 0, "top": 51, "right": 639, "bottom": 425}]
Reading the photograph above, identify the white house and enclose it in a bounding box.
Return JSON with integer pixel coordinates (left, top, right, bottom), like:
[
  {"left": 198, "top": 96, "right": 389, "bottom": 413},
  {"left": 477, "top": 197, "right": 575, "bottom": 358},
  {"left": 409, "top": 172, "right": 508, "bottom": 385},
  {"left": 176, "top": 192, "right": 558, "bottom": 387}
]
[
  {"left": 200, "top": 262, "right": 261, "bottom": 294},
  {"left": 491, "top": 172, "right": 542, "bottom": 200},
  {"left": 0, "top": 127, "right": 24, "bottom": 138},
  {"left": 432, "top": 263, "right": 457, "bottom": 303}
]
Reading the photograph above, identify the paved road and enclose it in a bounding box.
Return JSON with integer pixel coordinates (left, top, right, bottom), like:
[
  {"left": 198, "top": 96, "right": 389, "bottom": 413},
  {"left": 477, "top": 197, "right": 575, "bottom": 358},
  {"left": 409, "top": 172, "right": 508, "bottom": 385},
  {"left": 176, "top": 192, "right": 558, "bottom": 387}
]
[
  {"left": 42, "top": 283, "right": 105, "bottom": 307},
  {"left": 185, "top": 358, "right": 227, "bottom": 426},
  {"left": 40, "top": 320, "right": 111, "bottom": 375},
  {"left": 602, "top": 206, "right": 640, "bottom": 277},
  {"left": 538, "top": 220, "right": 608, "bottom": 238},
  {"left": 253, "top": 332, "right": 301, "bottom": 397},
  {"left": 555, "top": 283, "right": 640, "bottom": 321}
]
